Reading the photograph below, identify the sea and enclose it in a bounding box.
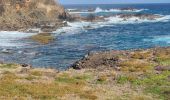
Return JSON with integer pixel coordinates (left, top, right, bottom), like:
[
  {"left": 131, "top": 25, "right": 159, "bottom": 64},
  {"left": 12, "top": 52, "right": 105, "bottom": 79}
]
[{"left": 0, "top": 3, "right": 170, "bottom": 70}]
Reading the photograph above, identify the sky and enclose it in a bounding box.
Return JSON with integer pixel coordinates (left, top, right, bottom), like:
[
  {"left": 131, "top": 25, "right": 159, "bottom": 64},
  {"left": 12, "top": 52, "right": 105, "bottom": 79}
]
[{"left": 58, "top": 0, "right": 170, "bottom": 4}]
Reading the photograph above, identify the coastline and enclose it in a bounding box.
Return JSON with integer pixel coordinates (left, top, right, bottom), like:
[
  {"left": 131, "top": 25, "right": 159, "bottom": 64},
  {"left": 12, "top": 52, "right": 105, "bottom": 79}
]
[{"left": 0, "top": 2, "right": 170, "bottom": 99}]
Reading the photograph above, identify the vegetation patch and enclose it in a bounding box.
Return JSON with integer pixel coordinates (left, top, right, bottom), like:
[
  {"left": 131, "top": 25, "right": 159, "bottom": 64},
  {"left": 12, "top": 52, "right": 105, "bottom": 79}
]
[
  {"left": 155, "top": 57, "right": 170, "bottom": 66},
  {"left": 96, "top": 75, "right": 108, "bottom": 84},
  {"left": 55, "top": 73, "right": 90, "bottom": 85},
  {"left": 119, "top": 59, "right": 154, "bottom": 72},
  {"left": 31, "top": 33, "right": 54, "bottom": 44},
  {"left": 0, "top": 64, "right": 18, "bottom": 69},
  {"left": 31, "top": 71, "right": 43, "bottom": 76},
  {"left": 131, "top": 51, "right": 152, "bottom": 59}
]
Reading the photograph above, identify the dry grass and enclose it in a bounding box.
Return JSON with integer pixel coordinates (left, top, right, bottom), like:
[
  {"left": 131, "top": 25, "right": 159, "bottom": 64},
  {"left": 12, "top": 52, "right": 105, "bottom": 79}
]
[{"left": 118, "top": 59, "right": 154, "bottom": 72}]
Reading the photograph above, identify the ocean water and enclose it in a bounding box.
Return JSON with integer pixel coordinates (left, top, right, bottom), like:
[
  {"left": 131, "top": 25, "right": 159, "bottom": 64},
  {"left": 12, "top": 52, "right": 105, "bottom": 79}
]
[{"left": 0, "top": 4, "right": 170, "bottom": 69}]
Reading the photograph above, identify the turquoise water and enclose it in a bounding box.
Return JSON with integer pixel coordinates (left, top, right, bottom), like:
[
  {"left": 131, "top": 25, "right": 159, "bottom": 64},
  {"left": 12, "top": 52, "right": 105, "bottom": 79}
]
[{"left": 0, "top": 4, "right": 170, "bottom": 69}]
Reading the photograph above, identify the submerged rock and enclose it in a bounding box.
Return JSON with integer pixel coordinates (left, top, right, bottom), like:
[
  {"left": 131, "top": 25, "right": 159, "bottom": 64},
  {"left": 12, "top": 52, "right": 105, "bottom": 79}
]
[
  {"left": 30, "top": 32, "right": 54, "bottom": 44},
  {"left": 120, "top": 7, "right": 137, "bottom": 11}
]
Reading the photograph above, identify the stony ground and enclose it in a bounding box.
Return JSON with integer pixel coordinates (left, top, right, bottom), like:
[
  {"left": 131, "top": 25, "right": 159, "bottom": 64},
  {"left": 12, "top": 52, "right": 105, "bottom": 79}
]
[{"left": 0, "top": 47, "right": 170, "bottom": 100}]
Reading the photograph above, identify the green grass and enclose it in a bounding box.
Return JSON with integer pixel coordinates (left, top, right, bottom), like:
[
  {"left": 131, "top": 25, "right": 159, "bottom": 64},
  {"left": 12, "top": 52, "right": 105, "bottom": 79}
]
[
  {"left": 116, "top": 75, "right": 129, "bottom": 84},
  {"left": 115, "top": 71, "right": 170, "bottom": 99},
  {"left": 155, "top": 57, "right": 170, "bottom": 66},
  {"left": 55, "top": 73, "right": 91, "bottom": 84},
  {"left": 0, "top": 64, "right": 18, "bottom": 69},
  {"left": 0, "top": 71, "right": 96, "bottom": 99}
]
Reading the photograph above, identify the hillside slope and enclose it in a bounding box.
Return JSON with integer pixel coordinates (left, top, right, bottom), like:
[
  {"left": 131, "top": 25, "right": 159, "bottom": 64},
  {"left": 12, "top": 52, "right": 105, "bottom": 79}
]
[{"left": 0, "top": 0, "right": 69, "bottom": 31}]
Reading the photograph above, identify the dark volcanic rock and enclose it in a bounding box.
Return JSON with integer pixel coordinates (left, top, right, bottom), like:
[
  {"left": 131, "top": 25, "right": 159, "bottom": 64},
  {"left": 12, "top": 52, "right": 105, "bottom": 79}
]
[{"left": 71, "top": 51, "right": 123, "bottom": 69}]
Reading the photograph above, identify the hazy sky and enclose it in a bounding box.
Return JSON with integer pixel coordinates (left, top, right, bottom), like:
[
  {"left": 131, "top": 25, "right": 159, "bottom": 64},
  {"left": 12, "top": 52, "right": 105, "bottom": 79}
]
[{"left": 58, "top": 0, "right": 170, "bottom": 4}]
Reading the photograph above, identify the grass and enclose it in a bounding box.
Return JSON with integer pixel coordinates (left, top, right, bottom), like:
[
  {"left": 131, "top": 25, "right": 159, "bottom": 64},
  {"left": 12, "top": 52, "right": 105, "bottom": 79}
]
[
  {"left": 118, "top": 59, "right": 154, "bottom": 72},
  {"left": 55, "top": 72, "right": 91, "bottom": 85},
  {"left": 0, "top": 70, "right": 96, "bottom": 99},
  {"left": 96, "top": 75, "right": 108, "bottom": 84},
  {"left": 0, "top": 64, "right": 18, "bottom": 69},
  {"left": 31, "top": 70, "right": 43, "bottom": 76},
  {"left": 115, "top": 71, "right": 170, "bottom": 99},
  {"left": 131, "top": 51, "right": 152, "bottom": 59},
  {"left": 155, "top": 57, "right": 170, "bottom": 66},
  {"left": 31, "top": 33, "right": 54, "bottom": 44}
]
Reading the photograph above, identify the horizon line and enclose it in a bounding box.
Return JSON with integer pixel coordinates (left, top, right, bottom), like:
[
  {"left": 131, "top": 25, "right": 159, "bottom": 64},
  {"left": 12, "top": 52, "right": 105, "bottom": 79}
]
[{"left": 61, "top": 2, "right": 170, "bottom": 5}]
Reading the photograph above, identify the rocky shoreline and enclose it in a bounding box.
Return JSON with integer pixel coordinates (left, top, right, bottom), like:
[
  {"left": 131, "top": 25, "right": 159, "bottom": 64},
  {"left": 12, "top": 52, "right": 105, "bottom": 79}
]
[
  {"left": 0, "top": 47, "right": 169, "bottom": 99},
  {"left": 0, "top": 1, "right": 165, "bottom": 32},
  {"left": 72, "top": 47, "right": 170, "bottom": 70}
]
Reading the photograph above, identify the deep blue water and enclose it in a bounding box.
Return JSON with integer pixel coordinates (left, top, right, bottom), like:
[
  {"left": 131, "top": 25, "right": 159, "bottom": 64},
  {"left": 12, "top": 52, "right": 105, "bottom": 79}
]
[{"left": 0, "top": 4, "right": 170, "bottom": 70}]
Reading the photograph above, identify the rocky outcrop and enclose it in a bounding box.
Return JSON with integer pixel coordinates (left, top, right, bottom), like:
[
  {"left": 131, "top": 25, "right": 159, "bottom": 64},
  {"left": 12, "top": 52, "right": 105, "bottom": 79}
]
[
  {"left": 71, "top": 47, "right": 170, "bottom": 70},
  {"left": 0, "top": 0, "right": 70, "bottom": 31},
  {"left": 117, "top": 13, "right": 161, "bottom": 20}
]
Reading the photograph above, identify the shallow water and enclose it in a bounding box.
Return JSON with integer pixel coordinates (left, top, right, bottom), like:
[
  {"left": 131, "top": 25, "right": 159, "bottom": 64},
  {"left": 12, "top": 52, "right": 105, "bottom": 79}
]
[{"left": 0, "top": 4, "right": 170, "bottom": 70}]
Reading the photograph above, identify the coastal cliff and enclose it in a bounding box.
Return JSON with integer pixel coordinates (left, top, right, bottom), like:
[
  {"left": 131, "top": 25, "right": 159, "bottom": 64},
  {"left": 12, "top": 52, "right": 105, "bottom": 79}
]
[{"left": 0, "top": 0, "right": 69, "bottom": 31}]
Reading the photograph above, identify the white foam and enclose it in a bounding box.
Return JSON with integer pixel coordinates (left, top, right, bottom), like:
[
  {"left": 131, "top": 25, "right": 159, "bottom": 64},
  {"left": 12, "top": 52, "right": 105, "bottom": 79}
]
[
  {"left": 68, "top": 11, "right": 94, "bottom": 14},
  {"left": 94, "top": 7, "right": 147, "bottom": 13},
  {"left": 53, "top": 21, "right": 91, "bottom": 35},
  {"left": 94, "top": 7, "right": 103, "bottom": 13},
  {"left": 67, "top": 9, "right": 78, "bottom": 11},
  {"left": 68, "top": 7, "right": 147, "bottom": 14},
  {"left": 0, "top": 31, "right": 36, "bottom": 47},
  {"left": 152, "top": 36, "right": 170, "bottom": 44},
  {"left": 155, "top": 15, "right": 170, "bottom": 22},
  {"left": 105, "top": 14, "right": 170, "bottom": 24},
  {"left": 54, "top": 14, "right": 170, "bottom": 35}
]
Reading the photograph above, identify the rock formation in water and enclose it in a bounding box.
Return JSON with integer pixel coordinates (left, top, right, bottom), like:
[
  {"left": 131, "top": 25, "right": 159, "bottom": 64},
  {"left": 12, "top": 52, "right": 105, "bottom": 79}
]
[
  {"left": 118, "top": 13, "right": 161, "bottom": 20},
  {"left": 0, "top": 0, "right": 69, "bottom": 31}
]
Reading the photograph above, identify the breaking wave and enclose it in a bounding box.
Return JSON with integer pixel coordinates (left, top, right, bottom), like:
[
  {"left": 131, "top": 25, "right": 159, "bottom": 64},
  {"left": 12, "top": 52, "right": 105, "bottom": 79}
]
[
  {"left": 94, "top": 7, "right": 147, "bottom": 13},
  {"left": 68, "top": 7, "right": 148, "bottom": 14},
  {"left": 54, "top": 14, "right": 170, "bottom": 35},
  {"left": 0, "top": 31, "right": 36, "bottom": 47}
]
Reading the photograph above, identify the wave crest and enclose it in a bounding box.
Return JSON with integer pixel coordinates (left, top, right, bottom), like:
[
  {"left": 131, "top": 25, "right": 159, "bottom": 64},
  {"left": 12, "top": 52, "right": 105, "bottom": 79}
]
[{"left": 94, "top": 7, "right": 148, "bottom": 13}]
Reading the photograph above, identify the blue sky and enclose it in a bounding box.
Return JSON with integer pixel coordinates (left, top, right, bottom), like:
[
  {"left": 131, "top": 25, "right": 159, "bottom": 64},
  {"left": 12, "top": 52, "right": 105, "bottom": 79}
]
[{"left": 58, "top": 0, "right": 170, "bottom": 4}]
